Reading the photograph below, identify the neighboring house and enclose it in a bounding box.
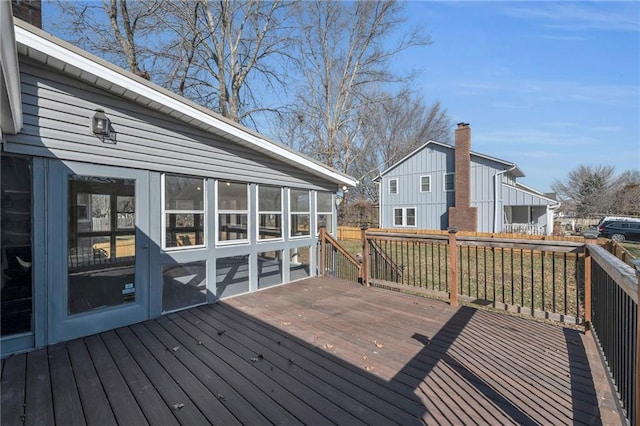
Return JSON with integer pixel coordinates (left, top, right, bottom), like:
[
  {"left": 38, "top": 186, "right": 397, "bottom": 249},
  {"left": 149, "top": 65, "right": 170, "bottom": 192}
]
[
  {"left": 0, "top": 4, "right": 356, "bottom": 356},
  {"left": 376, "top": 123, "right": 560, "bottom": 235}
]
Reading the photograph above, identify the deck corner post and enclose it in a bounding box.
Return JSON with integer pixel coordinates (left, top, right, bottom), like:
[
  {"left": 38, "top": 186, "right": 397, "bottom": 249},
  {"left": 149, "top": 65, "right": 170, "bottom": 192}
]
[
  {"left": 632, "top": 259, "right": 640, "bottom": 419},
  {"left": 584, "top": 248, "right": 592, "bottom": 331},
  {"left": 448, "top": 227, "right": 459, "bottom": 307},
  {"left": 361, "top": 224, "right": 370, "bottom": 287},
  {"left": 319, "top": 226, "right": 327, "bottom": 277}
]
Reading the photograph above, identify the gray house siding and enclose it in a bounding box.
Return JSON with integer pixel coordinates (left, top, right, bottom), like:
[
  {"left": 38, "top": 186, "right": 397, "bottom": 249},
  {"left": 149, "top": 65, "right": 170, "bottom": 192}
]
[
  {"left": 380, "top": 144, "right": 453, "bottom": 229},
  {"left": 5, "top": 59, "right": 335, "bottom": 192}
]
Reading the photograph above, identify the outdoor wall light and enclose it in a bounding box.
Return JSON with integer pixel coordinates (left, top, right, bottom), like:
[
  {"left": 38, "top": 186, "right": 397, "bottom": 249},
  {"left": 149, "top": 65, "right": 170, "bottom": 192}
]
[{"left": 91, "top": 109, "right": 111, "bottom": 136}]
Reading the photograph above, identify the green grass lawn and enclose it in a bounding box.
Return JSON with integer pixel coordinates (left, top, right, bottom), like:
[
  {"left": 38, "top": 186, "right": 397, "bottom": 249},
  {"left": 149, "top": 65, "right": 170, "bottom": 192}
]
[{"left": 621, "top": 242, "right": 640, "bottom": 259}]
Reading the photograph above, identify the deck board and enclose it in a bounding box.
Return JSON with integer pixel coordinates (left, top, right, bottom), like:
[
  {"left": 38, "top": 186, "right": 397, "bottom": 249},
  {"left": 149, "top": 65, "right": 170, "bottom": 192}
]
[{"left": 0, "top": 277, "right": 621, "bottom": 425}]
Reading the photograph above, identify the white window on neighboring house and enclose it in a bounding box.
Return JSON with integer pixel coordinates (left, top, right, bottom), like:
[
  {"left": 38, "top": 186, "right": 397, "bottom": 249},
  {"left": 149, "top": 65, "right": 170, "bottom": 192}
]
[
  {"left": 393, "top": 207, "right": 416, "bottom": 227},
  {"left": 217, "top": 181, "right": 249, "bottom": 244},
  {"left": 420, "top": 175, "right": 431, "bottom": 192},
  {"left": 444, "top": 173, "right": 455, "bottom": 192},
  {"left": 163, "top": 174, "right": 205, "bottom": 249},
  {"left": 389, "top": 179, "right": 398, "bottom": 194},
  {"left": 316, "top": 191, "right": 334, "bottom": 234}
]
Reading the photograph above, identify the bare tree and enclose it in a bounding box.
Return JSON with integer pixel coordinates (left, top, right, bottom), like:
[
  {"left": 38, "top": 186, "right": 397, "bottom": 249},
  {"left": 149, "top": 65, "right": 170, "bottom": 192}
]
[
  {"left": 50, "top": 0, "right": 295, "bottom": 124},
  {"left": 349, "top": 91, "right": 451, "bottom": 201},
  {"left": 611, "top": 170, "right": 640, "bottom": 215},
  {"left": 51, "top": 0, "right": 164, "bottom": 77},
  {"left": 551, "top": 165, "right": 616, "bottom": 217},
  {"left": 284, "top": 1, "right": 431, "bottom": 175}
]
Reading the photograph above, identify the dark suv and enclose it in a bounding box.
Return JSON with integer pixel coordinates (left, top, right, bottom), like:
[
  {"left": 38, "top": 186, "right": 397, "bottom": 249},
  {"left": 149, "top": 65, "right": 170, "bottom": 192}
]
[{"left": 597, "top": 220, "right": 640, "bottom": 243}]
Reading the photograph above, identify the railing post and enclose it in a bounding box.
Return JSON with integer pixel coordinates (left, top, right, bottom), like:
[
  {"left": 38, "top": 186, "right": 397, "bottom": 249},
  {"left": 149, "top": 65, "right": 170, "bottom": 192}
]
[
  {"left": 448, "top": 227, "right": 459, "bottom": 307},
  {"left": 632, "top": 259, "right": 640, "bottom": 426},
  {"left": 360, "top": 224, "right": 369, "bottom": 287},
  {"left": 584, "top": 248, "right": 592, "bottom": 330},
  {"left": 319, "top": 226, "right": 326, "bottom": 277}
]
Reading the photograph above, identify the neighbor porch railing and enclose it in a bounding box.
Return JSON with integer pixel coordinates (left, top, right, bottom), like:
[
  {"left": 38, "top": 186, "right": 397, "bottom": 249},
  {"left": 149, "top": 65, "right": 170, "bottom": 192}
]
[
  {"left": 503, "top": 223, "right": 546, "bottom": 235},
  {"left": 586, "top": 244, "right": 638, "bottom": 425}
]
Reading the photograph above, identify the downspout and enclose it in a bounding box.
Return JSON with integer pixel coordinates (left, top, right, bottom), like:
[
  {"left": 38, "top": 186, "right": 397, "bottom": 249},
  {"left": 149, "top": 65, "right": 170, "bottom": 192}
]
[{"left": 494, "top": 165, "right": 517, "bottom": 233}]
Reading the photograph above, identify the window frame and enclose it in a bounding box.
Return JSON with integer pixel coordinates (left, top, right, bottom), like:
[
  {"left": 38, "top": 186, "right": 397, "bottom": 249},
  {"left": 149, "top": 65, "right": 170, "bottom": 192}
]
[
  {"left": 393, "top": 207, "right": 417, "bottom": 227},
  {"left": 289, "top": 188, "right": 311, "bottom": 239},
  {"left": 216, "top": 180, "right": 250, "bottom": 246},
  {"left": 444, "top": 173, "right": 455, "bottom": 192},
  {"left": 420, "top": 175, "right": 431, "bottom": 193},
  {"left": 389, "top": 178, "right": 398, "bottom": 195},
  {"left": 257, "top": 185, "right": 283, "bottom": 242},
  {"left": 162, "top": 174, "right": 206, "bottom": 251}
]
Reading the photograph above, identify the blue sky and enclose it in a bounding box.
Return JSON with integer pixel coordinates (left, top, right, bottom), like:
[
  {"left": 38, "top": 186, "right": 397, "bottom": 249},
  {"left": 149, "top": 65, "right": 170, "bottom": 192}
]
[{"left": 396, "top": 1, "right": 639, "bottom": 193}]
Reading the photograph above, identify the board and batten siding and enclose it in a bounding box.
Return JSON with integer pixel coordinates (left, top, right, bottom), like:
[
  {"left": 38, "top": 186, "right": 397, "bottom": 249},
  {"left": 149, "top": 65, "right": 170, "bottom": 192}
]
[
  {"left": 4, "top": 59, "right": 336, "bottom": 192},
  {"left": 501, "top": 184, "right": 552, "bottom": 207}
]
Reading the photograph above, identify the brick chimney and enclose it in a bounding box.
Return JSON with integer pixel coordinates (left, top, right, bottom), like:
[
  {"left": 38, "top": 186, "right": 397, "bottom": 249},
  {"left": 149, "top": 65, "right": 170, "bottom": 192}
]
[
  {"left": 11, "top": 0, "right": 41, "bottom": 28},
  {"left": 448, "top": 122, "right": 478, "bottom": 231}
]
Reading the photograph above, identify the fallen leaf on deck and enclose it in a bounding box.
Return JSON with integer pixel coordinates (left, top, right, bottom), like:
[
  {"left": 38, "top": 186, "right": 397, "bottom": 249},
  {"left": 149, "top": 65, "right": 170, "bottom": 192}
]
[
  {"left": 364, "top": 365, "right": 373, "bottom": 371},
  {"left": 362, "top": 355, "right": 368, "bottom": 360},
  {"left": 172, "top": 403, "right": 185, "bottom": 410},
  {"left": 280, "top": 321, "right": 291, "bottom": 326},
  {"left": 373, "top": 340, "right": 384, "bottom": 348},
  {"left": 324, "top": 343, "right": 334, "bottom": 350},
  {"left": 172, "top": 346, "right": 180, "bottom": 352}
]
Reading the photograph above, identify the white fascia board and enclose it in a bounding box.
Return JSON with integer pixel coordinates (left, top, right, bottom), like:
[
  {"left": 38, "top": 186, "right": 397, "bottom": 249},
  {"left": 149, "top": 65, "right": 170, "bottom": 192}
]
[
  {"left": 502, "top": 182, "right": 558, "bottom": 204},
  {"left": 1, "top": 4, "right": 22, "bottom": 134},
  {"left": 14, "top": 24, "right": 357, "bottom": 188}
]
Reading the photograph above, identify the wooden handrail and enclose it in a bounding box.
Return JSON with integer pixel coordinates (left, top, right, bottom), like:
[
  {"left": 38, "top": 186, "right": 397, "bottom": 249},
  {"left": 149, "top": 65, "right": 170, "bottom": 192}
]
[{"left": 319, "top": 227, "right": 361, "bottom": 278}]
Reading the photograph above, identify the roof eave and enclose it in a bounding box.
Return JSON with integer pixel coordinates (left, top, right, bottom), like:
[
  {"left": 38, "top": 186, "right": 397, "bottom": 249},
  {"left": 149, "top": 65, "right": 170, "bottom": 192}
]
[{"left": 13, "top": 20, "right": 356, "bottom": 187}]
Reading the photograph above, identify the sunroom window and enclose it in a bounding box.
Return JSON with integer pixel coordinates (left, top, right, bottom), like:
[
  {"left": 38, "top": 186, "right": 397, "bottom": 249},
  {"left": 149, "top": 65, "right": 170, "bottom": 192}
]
[
  {"left": 163, "top": 175, "right": 205, "bottom": 249},
  {"left": 258, "top": 185, "right": 282, "bottom": 240},
  {"left": 290, "top": 189, "right": 310, "bottom": 238},
  {"left": 218, "top": 181, "right": 249, "bottom": 243},
  {"left": 317, "top": 192, "right": 334, "bottom": 234}
]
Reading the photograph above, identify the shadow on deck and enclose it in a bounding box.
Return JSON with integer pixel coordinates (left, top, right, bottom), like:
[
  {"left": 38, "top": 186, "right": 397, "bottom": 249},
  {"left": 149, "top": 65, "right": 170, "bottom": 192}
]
[{"left": 1, "top": 277, "right": 621, "bottom": 425}]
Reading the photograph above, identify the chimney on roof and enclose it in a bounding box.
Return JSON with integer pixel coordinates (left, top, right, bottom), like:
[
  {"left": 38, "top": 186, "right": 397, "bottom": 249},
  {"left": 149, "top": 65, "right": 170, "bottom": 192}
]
[
  {"left": 448, "top": 122, "right": 478, "bottom": 232},
  {"left": 11, "top": 0, "right": 42, "bottom": 28}
]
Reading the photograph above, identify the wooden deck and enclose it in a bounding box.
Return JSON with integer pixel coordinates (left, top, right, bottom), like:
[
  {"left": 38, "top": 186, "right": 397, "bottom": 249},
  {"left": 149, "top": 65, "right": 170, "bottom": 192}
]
[{"left": 1, "top": 277, "right": 621, "bottom": 425}]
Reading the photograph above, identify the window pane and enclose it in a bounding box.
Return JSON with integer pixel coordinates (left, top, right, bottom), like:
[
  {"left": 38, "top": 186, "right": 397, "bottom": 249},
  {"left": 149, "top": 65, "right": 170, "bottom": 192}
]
[
  {"left": 421, "top": 176, "right": 430, "bottom": 192},
  {"left": 216, "top": 255, "right": 249, "bottom": 298},
  {"left": 219, "top": 214, "right": 248, "bottom": 241},
  {"left": 407, "top": 209, "right": 416, "bottom": 226},
  {"left": 165, "top": 175, "right": 204, "bottom": 210},
  {"left": 163, "top": 262, "right": 207, "bottom": 312},
  {"left": 165, "top": 213, "right": 204, "bottom": 247},
  {"left": 389, "top": 180, "right": 397, "bottom": 194},
  {"left": 259, "top": 186, "right": 281, "bottom": 211},
  {"left": 259, "top": 213, "right": 282, "bottom": 240},
  {"left": 290, "top": 189, "right": 309, "bottom": 212},
  {"left": 290, "top": 247, "right": 310, "bottom": 281},
  {"left": 258, "top": 251, "right": 283, "bottom": 289},
  {"left": 317, "top": 192, "right": 333, "bottom": 212},
  {"left": 445, "top": 173, "right": 455, "bottom": 191},
  {"left": 1, "top": 155, "right": 33, "bottom": 336},
  {"left": 317, "top": 213, "right": 333, "bottom": 234},
  {"left": 68, "top": 176, "right": 136, "bottom": 315},
  {"left": 291, "top": 214, "right": 310, "bottom": 236},
  {"left": 394, "top": 209, "right": 403, "bottom": 226},
  {"left": 219, "top": 182, "right": 248, "bottom": 210}
]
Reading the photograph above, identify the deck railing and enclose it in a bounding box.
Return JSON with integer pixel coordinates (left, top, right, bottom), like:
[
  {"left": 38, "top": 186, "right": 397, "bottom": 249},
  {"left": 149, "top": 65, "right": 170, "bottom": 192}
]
[
  {"left": 320, "top": 227, "right": 638, "bottom": 424},
  {"left": 364, "top": 228, "right": 586, "bottom": 323},
  {"left": 318, "top": 227, "right": 361, "bottom": 282},
  {"left": 586, "top": 244, "right": 638, "bottom": 425}
]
